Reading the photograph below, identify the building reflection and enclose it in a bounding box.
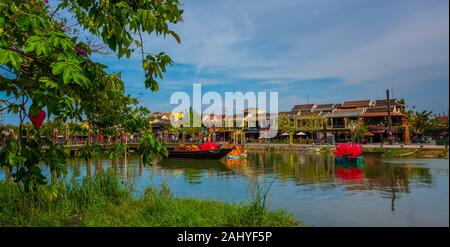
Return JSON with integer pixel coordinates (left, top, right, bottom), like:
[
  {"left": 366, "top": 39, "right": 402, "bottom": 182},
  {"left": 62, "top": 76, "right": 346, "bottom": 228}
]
[{"left": 61, "top": 151, "right": 433, "bottom": 213}]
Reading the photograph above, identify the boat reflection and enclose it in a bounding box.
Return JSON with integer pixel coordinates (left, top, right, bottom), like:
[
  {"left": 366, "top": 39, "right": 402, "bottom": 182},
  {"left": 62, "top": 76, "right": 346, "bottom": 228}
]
[{"left": 59, "top": 150, "right": 436, "bottom": 213}]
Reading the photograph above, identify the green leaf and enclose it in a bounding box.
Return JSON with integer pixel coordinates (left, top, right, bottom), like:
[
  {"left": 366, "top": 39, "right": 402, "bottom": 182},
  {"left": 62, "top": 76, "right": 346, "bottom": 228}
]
[
  {"left": 39, "top": 77, "right": 59, "bottom": 88},
  {"left": 7, "top": 51, "right": 22, "bottom": 71},
  {"left": 24, "top": 36, "right": 41, "bottom": 54},
  {"left": 135, "top": 40, "right": 142, "bottom": 47},
  {"left": 0, "top": 49, "right": 21, "bottom": 70},
  {"left": 52, "top": 62, "right": 66, "bottom": 75},
  {"left": 72, "top": 72, "right": 90, "bottom": 87},
  {"left": 169, "top": 30, "right": 181, "bottom": 44},
  {"left": 63, "top": 68, "right": 72, "bottom": 84},
  {"left": 0, "top": 48, "right": 8, "bottom": 64},
  {"left": 24, "top": 42, "right": 36, "bottom": 53},
  {"left": 29, "top": 101, "right": 43, "bottom": 115}
]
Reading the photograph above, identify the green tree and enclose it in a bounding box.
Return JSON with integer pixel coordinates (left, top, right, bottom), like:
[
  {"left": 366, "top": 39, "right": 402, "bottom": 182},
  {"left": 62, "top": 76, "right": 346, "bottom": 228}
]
[
  {"left": 302, "top": 115, "right": 323, "bottom": 142},
  {"left": 0, "top": 0, "right": 182, "bottom": 191},
  {"left": 181, "top": 106, "right": 203, "bottom": 136},
  {"left": 425, "top": 117, "right": 448, "bottom": 137},
  {"left": 278, "top": 114, "right": 294, "bottom": 144},
  {"left": 347, "top": 119, "right": 368, "bottom": 143},
  {"left": 412, "top": 110, "right": 433, "bottom": 135}
]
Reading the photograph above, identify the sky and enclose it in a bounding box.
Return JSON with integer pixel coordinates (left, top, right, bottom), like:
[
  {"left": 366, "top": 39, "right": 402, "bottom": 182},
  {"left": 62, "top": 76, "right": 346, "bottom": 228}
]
[{"left": 2, "top": 0, "right": 449, "bottom": 124}]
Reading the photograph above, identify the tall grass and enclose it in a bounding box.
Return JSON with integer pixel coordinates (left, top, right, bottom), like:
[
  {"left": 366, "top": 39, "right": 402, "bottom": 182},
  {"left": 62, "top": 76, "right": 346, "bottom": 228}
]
[
  {"left": 246, "top": 178, "right": 276, "bottom": 226},
  {"left": 0, "top": 172, "right": 300, "bottom": 227}
]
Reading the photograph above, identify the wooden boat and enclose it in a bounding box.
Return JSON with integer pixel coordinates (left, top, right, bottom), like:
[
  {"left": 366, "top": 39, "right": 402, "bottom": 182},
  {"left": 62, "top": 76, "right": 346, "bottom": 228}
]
[{"left": 167, "top": 148, "right": 233, "bottom": 159}]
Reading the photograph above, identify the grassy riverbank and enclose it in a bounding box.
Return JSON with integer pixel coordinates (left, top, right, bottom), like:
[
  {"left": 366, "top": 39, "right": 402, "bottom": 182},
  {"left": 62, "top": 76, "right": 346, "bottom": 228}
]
[
  {"left": 363, "top": 147, "right": 449, "bottom": 159},
  {"left": 245, "top": 143, "right": 449, "bottom": 159},
  {"left": 0, "top": 173, "right": 299, "bottom": 227}
]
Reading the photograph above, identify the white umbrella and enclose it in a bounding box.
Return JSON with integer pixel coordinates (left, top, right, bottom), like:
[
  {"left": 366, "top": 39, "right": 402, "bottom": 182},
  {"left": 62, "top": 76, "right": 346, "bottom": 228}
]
[
  {"left": 296, "top": 132, "right": 306, "bottom": 136},
  {"left": 259, "top": 135, "right": 272, "bottom": 139},
  {"left": 281, "top": 132, "right": 290, "bottom": 136}
]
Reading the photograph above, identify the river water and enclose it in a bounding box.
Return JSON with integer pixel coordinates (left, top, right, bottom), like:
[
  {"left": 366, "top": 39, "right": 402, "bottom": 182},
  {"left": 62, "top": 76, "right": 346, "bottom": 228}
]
[{"left": 2, "top": 151, "right": 449, "bottom": 226}]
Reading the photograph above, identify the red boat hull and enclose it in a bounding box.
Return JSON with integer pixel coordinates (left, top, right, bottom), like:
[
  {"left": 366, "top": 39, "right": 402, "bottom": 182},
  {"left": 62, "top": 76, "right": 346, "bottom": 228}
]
[{"left": 167, "top": 148, "right": 233, "bottom": 159}]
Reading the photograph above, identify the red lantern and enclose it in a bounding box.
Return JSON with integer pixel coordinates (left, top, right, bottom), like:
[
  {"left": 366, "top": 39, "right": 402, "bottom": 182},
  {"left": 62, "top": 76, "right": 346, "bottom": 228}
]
[{"left": 29, "top": 110, "right": 46, "bottom": 129}]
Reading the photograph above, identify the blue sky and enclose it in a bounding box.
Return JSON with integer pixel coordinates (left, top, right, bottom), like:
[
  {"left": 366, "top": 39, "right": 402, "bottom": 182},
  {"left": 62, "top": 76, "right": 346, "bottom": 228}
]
[{"left": 2, "top": 0, "right": 449, "bottom": 124}]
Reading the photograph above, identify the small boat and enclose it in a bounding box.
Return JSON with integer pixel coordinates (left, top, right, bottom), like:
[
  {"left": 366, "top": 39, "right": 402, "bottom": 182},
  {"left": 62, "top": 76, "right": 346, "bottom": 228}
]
[
  {"left": 167, "top": 148, "right": 233, "bottom": 159},
  {"left": 226, "top": 155, "right": 240, "bottom": 160}
]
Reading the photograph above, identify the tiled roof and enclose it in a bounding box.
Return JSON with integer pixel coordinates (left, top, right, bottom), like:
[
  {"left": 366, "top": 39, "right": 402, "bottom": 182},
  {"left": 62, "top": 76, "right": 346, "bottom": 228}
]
[
  {"left": 243, "top": 108, "right": 266, "bottom": 114},
  {"left": 435, "top": 116, "right": 449, "bottom": 121},
  {"left": 297, "top": 111, "right": 322, "bottom": 118},
  {"left": 374, "top": 99, "right": 405, "bottom": 106},
  {"left": 279, "top": 111, "right": 296, "bottom": 117},
  {"left": 361, "top": 112, "right": 404, "bottom": 117},
  {"left": 365, "top": 106, "right": 397, "bottom": 113},
  {"left": 334, "top": 108, "right": 364, "bottom": 113},
  {"left": 278, "top": 111, "right": 291, "bottom": 115},
  {"left": 315, "top": 103, "right": 335, "bottom": 108},
  {"left": 325, "top": 108, "right": 365, "bottom": 118},
  {"left": 265, "top": 113, "right": 279, "bottom": 118},
  {"left": 291, "top": 104, "right": 315, "bottom": 112},
  {"left": 314, "top": 104, "right": 336, "bottom": 111},
  {"left": 341, "top": 100, "right": 372, "bottom": 108},
  {"left": 149, "top": 112, "right": 172, "bottom": 121}
]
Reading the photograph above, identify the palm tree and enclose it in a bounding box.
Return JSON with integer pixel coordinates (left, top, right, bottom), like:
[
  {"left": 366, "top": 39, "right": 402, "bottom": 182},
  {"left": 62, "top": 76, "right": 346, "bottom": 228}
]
[
  {"left": 279, "top": 114, "right": 294, "bottom": 144},
  {"left": 413, "top": 110, "right": 433, "bottom": 135},
  {"left": 347, "top": 120, "right": 368, "bottom": 143},
  {"left": 303, "top": 116, "right": 319, "bottom": 143}
]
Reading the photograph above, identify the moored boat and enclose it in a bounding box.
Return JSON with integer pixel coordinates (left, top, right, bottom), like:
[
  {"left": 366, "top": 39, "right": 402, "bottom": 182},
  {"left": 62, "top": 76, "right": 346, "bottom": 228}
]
[{"left": 167, "top": 147, "right": 233, "bottom": 159}]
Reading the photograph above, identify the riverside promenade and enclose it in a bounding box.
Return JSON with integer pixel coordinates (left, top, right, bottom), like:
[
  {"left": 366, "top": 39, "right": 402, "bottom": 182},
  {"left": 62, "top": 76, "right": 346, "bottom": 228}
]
[
  {"left": 244, "top": 143, "right": 449, "bottom": 158},
  {"left": 244, "top": 143, "right": 448, "bottom": 149}
]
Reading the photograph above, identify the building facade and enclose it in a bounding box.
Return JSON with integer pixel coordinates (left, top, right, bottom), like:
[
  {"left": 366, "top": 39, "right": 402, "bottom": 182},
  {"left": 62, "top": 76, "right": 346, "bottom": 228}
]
[{"left": 149, "top": 98, "right": 409, "bottom": 144}]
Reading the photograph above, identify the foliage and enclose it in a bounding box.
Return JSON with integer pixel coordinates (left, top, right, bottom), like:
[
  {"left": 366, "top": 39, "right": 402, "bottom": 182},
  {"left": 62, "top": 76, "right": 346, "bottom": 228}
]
[
  {"left": 301, "top": 114, "right": 326, "bottom": 140},
  {"left": 137, "top": 133, "right": 167, "bottom": 165},
  {"left": 180, "top": 106, "right": 203, "bottom": 136},
  {"left": 427, "top": 118, "right": 449, "bottom": 137},
  {"left": 0, "top": 0, "right": 183, "bottom": 189},
  {"left": 0, "top": 173, "right": 299, "bottom": 227},
  {"left": 347, "top": 120, "right": 368, "bottom": 143},
  {"left": 61, "top": 0, "right": 182, "bottom": 91},
  {"left": 278, "top": 114, "right": 294, "bottom": 134},
  {"left": 404, "top": 110, "right": 448, "bottom": 137},
  {"left": 411, "top": 110, "right": 433, "bottom": 135},
  {"left": 247, "top": 178, "right": 277, "bottom": 226}
]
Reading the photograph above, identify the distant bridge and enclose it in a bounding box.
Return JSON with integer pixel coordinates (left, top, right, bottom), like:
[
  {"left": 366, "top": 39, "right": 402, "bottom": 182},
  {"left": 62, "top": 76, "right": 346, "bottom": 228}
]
[{"left": 60, "top": 142, "right": 181, "bottom": 156}]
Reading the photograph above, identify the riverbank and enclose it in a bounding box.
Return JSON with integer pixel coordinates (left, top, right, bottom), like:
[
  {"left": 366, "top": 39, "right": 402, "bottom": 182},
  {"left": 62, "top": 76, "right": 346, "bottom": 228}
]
[
  {"left": 0, "top": 173, "right": 299, "bottom": 227},
  {"left": 244, "top": 143, "right": 449, "bottom": 159}
]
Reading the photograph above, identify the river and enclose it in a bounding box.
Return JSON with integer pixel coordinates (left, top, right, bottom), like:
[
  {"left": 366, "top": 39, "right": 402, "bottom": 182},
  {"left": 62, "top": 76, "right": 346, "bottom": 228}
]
[{"left": 1, "top": 151, "right": 449, "bottom": 226}]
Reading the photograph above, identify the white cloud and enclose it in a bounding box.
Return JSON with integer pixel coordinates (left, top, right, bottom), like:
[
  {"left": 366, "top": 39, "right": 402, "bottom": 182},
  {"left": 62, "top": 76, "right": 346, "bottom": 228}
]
[{"left": 129, "top": 0, "right": 449, "bottom": 112}]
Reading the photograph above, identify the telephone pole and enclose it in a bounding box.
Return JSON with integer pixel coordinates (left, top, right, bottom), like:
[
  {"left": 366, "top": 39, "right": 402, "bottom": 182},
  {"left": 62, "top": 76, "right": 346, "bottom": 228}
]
[{"left": 386, "top": 89, "right": 393, "bottom": 142}]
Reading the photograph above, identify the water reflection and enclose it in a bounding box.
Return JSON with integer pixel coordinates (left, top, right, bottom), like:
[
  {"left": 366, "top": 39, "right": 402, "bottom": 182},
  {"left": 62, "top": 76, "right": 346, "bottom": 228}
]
[
  {"left": 0, "top": 151, "right": 448, "bottom": 226},
  {"left": 0, "top": 152, "right": 438, "bottom": 199}
]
